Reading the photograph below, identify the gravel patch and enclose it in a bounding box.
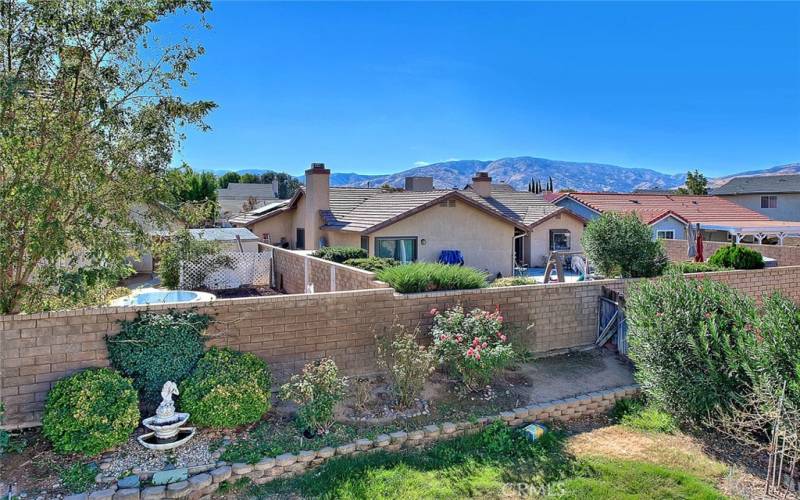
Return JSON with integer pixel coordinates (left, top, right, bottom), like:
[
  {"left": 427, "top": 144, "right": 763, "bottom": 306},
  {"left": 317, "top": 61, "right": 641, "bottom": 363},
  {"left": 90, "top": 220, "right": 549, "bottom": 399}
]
[{"left": 102, "top": 429, "right": 219, "bottom": 478}]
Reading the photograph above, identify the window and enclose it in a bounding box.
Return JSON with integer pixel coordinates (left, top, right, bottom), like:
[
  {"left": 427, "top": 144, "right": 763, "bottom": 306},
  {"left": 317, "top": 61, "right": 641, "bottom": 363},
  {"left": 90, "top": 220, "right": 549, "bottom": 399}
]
[
  {"left": 761, "top": 195, "right": 778, "bottom": 209},
  {"left": 656, "top": 230, "right": 675, "bottom": 240},
  {"left": 549, "top": 230, "right": 571, "bottom": 251},
  {"left": 360, "top": 236, "right": 369, "bottom": 252},
  {"left": 375, "top": 237, "right": 417, "bottom": 263},
  {"left": 295, "top": 228, "right": 305, "bottom": 250}
]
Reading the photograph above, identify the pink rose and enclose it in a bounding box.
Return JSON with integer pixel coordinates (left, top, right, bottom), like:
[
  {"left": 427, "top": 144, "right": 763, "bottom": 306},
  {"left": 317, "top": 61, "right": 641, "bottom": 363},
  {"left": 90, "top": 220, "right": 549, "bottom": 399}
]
[
  {"left": 482, "top": 342, "right": 488, "bottom": 348},
  {"left": 500, "top": 334, "right": 507, "bottom": 342},
  {"left": 430, "top": 308, "right": 438, "bottom": 315},
  {"left": 475, "top": 353, "right": 481, "bottom": 360},
  {"left": 456, "top": 335, "right": 463, "bottom": 342},
  {"left": 466, "top": 347, "right": 474, "bottom": 357}
]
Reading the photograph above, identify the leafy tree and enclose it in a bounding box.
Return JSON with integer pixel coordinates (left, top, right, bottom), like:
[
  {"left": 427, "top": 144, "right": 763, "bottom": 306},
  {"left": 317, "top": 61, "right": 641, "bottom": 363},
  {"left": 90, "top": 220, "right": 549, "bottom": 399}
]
[
  {"left": 218, "top": 171, "right": 241, "bottom": 189},
  {"left": 169, "top": 166, "right": 218, "bottom": 204},
  {"left": 240, "top": 172, "right": 259, "bottom": 183},
  {"left": 0, "top": 1, "right": 215, "bottom": 313},
  {"left": 677, "top": 170, "right": 708, "bottom": 195},
  {"left": 581, "top": 212, "right": 668, "bottom": 278}
]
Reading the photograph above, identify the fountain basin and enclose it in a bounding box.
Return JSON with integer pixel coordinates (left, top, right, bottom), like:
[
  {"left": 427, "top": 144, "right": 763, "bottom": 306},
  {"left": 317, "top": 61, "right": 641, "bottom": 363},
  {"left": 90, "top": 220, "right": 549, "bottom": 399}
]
[
  {"left": 137, "top": 427, "right": 196, "bottom": 451},
  {"left": 142, "top": 412, "right": 190, "bottom": 440}
]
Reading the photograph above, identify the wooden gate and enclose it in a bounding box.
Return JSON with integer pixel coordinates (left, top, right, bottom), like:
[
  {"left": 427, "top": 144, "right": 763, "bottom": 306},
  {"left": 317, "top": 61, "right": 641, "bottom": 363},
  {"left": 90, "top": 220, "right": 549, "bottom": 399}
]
[{"left": 596, "top": 286, "right": 628, "bottom": 356}]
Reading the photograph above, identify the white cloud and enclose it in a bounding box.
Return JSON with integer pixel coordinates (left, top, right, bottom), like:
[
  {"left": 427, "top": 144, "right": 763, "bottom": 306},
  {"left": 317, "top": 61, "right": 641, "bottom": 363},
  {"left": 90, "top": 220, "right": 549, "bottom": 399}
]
[{"left": 413, "top": 161, "right": 430, "bottom": 167}]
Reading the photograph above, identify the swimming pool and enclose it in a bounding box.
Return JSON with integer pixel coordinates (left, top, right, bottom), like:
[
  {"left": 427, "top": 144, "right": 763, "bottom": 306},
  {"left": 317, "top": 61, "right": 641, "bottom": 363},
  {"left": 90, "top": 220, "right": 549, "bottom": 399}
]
[{"left": 111, "top": 288, "right": 216, "bottom": 306}]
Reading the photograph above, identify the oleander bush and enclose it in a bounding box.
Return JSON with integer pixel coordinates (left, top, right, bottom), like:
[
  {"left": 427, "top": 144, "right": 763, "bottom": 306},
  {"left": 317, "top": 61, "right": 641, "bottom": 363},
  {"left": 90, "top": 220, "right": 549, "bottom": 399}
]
[
  {"left": 668, "top": 261, "right": 725, "bottom": 274},
  {"left": 430, "top": 305, "right": 515, "bottom": 390},
  {"left": 180, "top": 348, "right": 273, "bottom": 428},
  {"left": 312, "top": 246, "right": 367, "bottom": 263},
  {"left": 376, "top": 322, "right": 436, "bottom": 407},
  {"left": 343, "top": 256, "right": 400, "bottom": 273},
  {"left": 280, "top": 358, "right": 346, "bottom": 435},
  {"left": 708, "top": 244, "right": 764, "bottom": 270},
  {"left": 488, "top": 276, "right": 538, "bottom": 287},
  {"left": 376, "top": 262, "right": 488, "bottom": 293},
  {"left": 107, "top": 310, "right": 210, "bottom": 408},
  {"left": 581, "top": 212, "right": 668, "bottom": 278},
  {"left": 42, "top": 368, "right": 139, "bottom": 455}
]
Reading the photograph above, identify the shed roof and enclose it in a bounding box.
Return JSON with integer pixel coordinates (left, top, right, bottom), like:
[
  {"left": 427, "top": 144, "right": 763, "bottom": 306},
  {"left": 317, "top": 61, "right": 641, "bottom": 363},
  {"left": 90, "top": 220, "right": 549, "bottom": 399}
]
[{"left": 187, "top": 227, "right": 260, "bottom": 242}]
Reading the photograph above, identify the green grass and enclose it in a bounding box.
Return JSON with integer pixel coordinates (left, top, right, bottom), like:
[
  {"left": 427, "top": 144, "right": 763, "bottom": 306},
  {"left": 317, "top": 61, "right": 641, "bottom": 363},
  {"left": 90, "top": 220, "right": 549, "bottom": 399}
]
[
  {"left": 59, "top": 463, "right": 97, "bottom": 493},
  {"left": 231, "top": 421, "right": 726, "bottom": 499},
  {"left": 552, "top": 458, "right": 726, "bottom": 499},
  {"left": 376, "top": 263, "right": 488, "bottom": 293},
  {"left": 611, "top": 398, "right": 679, "bottom": 434}
]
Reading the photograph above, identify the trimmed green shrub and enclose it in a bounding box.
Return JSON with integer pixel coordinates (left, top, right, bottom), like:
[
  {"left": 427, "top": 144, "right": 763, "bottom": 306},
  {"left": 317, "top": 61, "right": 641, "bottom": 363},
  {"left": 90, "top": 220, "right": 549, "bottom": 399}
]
[
  {"left": 60, "top": 463, "right": 98, "bottom": 493},
  {"left": 280, "top": 358, "right": 346, "bottom": 435},
  {"left": 626, "top": 275, "right": 758, "bottom": 425},
  {"left": 376, "top": 262, "right": 488, "bottom": 293},
  {"left": 107, "top": 310, "right": 210, "bottom": 408},
  {"left": 343, "top": 257, "right": 400, "bottom": 272},
  {"left": 180, "top": 348, "right": 272, "bottom": 428},
  {"left": 312, "top": 246, "right": 367, "bottom": 263},
  {"left": 489, "top": 276, "right": 538, "bottom": 287},
  {"left": 668, "top": 261, "right": 725, "bottom": 274},
  {"left": 581, "top": 212, "right": 668, "bottom": 278},
  {"left": 42, "top": 368, "right": 139, "bottom": 455},
  {"left": 708, "top": 244, "right": 764, "bottom": 270}
]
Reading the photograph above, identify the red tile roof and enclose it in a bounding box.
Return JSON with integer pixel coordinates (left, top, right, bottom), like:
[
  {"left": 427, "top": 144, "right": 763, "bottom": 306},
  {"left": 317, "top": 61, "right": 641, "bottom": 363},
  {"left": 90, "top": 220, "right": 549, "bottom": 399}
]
[{"left": 564, "top": 193, "right": 773, "bottom": 226}]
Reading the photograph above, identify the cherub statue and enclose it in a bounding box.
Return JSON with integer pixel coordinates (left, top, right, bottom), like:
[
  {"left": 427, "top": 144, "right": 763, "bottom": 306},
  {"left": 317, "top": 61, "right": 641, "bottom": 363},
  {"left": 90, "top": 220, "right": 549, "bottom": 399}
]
[{"left": 155, "top": 381, "right": 179, "bottom": 420}]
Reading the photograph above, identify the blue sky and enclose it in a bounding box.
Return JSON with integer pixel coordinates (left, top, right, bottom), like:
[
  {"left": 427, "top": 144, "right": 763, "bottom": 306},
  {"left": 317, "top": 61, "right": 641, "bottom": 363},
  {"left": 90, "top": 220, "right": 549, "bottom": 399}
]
[{"left": 161, "top": 1, "right": 800, "bottom": 178}]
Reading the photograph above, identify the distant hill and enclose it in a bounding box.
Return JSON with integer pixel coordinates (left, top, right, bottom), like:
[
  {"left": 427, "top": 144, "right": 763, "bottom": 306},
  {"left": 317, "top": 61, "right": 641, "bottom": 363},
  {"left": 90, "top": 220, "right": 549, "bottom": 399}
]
[
  {"left": 709, "top": 163, "right": 800, "bottom": 188},
  {"left": 329, "top": 157, "right": 687, "bottom": 192},
  {"left": 203, "top": 159, "right": 799, "bottom": 193}
]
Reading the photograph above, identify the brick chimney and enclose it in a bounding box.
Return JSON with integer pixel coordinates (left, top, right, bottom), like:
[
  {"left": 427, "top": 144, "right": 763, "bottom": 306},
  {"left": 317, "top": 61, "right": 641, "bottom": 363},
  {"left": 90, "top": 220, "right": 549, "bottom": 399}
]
[
  {"left": 304, "top": 162, "right": 330, "bottom": 249},
  {"left": 472, "top": 172, "right": 492, "bottom": 198}
]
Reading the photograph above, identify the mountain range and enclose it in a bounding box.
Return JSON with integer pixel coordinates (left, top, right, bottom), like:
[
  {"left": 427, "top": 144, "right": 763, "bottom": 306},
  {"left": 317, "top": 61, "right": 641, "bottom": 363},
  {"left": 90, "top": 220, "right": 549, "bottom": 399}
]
[{"left": 207, "top": 158, "right": 800, "bottom": 193}]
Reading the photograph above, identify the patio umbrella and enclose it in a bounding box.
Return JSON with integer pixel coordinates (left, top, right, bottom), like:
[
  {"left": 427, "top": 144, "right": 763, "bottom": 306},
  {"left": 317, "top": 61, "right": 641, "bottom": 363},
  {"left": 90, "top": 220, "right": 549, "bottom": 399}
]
[{"left": 695, "top": 227, "right": 704, "bottom": 262}]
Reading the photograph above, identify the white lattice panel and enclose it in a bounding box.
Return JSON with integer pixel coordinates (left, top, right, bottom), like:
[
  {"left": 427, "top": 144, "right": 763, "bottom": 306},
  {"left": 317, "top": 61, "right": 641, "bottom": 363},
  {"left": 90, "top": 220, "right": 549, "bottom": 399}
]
[{"left": 179, "top": 250, "right": 272, "bottom": 290}]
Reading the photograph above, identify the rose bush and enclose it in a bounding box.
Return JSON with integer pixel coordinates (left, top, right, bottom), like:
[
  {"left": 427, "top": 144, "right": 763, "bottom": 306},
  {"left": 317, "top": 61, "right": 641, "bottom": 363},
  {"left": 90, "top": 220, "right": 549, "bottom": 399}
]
[{"left": 430, "top": 305, "right": 514, "bottom": 390}]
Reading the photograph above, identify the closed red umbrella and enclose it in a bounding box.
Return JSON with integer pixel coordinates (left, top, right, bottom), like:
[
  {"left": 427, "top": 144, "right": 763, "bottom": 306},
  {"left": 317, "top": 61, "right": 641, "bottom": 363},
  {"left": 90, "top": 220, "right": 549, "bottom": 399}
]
[{"left": 695, "top": 229, "right": 704, "bottom": 262}]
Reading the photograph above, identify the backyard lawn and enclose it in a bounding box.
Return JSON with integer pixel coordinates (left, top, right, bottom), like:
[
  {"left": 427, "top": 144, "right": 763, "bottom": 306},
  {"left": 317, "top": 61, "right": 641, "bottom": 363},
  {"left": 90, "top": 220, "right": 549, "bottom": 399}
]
[{"left": 217, "top": 415, "right": 739, "bottom": 499}]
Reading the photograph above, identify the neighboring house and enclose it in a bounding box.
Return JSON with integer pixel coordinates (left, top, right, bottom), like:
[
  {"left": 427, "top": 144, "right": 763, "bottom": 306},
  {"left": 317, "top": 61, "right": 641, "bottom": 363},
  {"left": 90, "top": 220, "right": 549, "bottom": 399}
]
[
  {"left": 553, "top": 192, "right": 800, "bottom": 244},
  {"left": 218, "top": 181, "right": 281, "bottom": 218},
  {"left": 713, "top": 174, "right": 800, "bottom": 222},
  {"left": 187, "top": 227, "right": 261, "bottom": 252},
  {"left": 230, "top": 164, "right": 586, "bottom": 276}
]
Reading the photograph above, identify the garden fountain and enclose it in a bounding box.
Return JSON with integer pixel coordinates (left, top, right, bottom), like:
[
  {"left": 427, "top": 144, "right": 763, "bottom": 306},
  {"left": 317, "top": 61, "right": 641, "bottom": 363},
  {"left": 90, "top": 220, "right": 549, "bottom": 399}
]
[{"left": 137, "top": 381, "right": 195, "bottom": 451}]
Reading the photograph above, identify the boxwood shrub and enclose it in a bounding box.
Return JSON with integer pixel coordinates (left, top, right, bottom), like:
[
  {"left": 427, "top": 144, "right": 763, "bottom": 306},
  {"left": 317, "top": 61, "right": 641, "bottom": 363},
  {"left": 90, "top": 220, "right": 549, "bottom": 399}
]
[
  {"left": 312, "top": 246, "right": 367, "bottom": 263},
  {"left": 489, "top": 276, "right": 538, "bottom": 287},
  {"left": 42, "top": 368, "right": 139, "bottom": 455},
  {"left": 667, "top": 261, "right": 725, "bottom": 274},
  {"left": 342, "top": 257, "right": 400, "bottom": 273},
  {"left": 107, "top": 310, "right": 210, "bottom": 408},
  {"left": 376, "top": 262, "right": 488, "bottom": 293},
  {"left": 180, "top": 348, "right": 272, "bottom": 428},
  {"left": 708, "top": 244, "right": 764, "bottom": 270}
]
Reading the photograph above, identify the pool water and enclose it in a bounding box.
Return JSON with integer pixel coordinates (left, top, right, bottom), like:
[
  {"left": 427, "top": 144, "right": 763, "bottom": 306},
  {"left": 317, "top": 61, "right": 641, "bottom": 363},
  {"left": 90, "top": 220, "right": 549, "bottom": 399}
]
[{"left": 131, "top": 291, "right": 200, "bottom": 305}]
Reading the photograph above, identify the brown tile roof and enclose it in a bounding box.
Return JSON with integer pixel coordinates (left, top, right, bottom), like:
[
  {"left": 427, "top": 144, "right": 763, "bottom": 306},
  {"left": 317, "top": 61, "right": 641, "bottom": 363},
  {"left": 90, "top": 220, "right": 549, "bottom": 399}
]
[{"left": 563, "top": 192, "right": 774, "bottom": 226}]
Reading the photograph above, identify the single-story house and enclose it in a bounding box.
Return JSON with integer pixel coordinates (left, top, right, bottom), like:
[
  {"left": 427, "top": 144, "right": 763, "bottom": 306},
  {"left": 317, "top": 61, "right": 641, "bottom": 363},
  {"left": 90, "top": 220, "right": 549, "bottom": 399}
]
[
  {"left": 713, "top": 174, "right": 800, "bottom": 222},
  {"left": 218, "top": 181, "right": 282, "bottom": 218},
  {"left": 230, "top": 164, "right": 586, "bottom": 276},
  {"left": 552, "top": 192, "right": 800, "bottom": 245},
  {"left": 188, "top": 227, "right": 261, "bottom": 252}
]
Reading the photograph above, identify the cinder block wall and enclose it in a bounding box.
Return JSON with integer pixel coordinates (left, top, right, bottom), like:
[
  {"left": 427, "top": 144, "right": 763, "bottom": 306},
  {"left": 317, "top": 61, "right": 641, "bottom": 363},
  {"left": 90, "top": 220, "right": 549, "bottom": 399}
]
[
  {"left": 3, "top": 266, "right": 800, "bottom": 428},
  {"left": 267, "top": 244, "right": 389, "bottom": 294},
  {"left": 662, "top": 239, "right": 800, "bottom": 266}
]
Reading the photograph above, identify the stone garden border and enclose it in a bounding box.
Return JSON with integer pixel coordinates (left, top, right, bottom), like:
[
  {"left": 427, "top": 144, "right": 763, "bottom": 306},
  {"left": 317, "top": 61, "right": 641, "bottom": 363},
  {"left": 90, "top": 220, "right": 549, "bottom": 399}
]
[{"left": 64, "top": 384, "right": 640, "bottom": 500}]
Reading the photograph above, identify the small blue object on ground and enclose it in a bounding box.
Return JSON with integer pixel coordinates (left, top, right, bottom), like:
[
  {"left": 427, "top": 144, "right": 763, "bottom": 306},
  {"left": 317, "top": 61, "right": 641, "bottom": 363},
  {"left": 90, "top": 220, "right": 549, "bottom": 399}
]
[
  {"left": 151, "top": 468, "right": 188, "bottom": 485},
  {"left": 438, "top": 250, "right": 464, "bottom": 265},
  {"left": 522, "top": 423, "right": 547, "bottom": 442}
]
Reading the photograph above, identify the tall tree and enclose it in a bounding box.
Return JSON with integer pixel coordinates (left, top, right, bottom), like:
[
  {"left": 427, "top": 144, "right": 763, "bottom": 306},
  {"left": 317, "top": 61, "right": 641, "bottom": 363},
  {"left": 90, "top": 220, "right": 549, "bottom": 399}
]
[
  {"left": 218, "top": 171, "right": 241, "bottom": 189},
  {"left": 677, "top": 170, "right": 709, "bottom": 195},
  {"left": 0, "top": 1, "right": 215, "bottom": 313}
]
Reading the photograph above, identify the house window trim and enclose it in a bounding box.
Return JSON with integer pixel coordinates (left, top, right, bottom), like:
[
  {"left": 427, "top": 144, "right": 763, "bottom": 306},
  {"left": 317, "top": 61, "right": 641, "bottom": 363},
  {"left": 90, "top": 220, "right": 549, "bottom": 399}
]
[
  {"left": 761, "top": 195, "right": 778, "bottom": 209},
  {"left": 656, "top": 230, "right": 675, "bottom": 240},
  {"left": 374, "top": 236, "right": 418, "bottom": 263},
  {"left": 549, "top": 229, "right": 571, "bottom": 251}
]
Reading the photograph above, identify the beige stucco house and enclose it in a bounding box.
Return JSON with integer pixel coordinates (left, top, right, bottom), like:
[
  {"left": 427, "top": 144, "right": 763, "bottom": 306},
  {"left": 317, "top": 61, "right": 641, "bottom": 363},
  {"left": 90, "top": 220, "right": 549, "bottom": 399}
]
[{"left": 231, "top": 164, "right": 586, "bottom": 277}]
